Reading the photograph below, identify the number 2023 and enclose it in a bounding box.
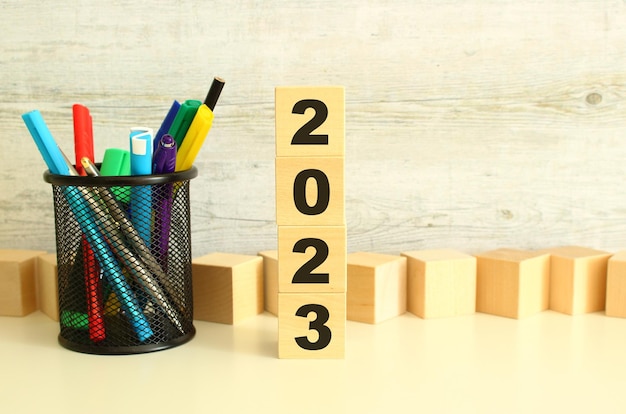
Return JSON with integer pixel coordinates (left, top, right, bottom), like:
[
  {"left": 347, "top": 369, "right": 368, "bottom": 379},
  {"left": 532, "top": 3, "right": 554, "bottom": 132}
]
[{"left": 291, "top": 98, "right": 333, "bottom": 351}]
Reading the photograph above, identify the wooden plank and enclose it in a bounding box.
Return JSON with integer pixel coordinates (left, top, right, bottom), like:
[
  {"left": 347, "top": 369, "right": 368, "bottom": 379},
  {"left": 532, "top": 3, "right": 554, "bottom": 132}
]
[{"left": 3, "top": 1, "right": 626, "bottom": 255}]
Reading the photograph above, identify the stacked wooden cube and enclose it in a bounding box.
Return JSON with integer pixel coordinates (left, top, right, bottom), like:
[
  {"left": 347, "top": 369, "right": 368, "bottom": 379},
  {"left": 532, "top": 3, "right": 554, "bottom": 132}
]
[{"left": 275, "top": 86, "right": 346, "bottom": 359}]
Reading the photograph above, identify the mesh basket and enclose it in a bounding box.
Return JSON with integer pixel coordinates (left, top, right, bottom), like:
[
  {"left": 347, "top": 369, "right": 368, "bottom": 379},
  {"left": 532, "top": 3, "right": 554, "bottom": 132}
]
[{"left": 43, "top": 166, "right": 198, "bottom": 354}]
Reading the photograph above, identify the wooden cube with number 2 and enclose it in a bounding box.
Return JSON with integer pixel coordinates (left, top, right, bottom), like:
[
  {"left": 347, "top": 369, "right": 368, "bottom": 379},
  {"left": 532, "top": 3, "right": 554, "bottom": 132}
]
[
  {"left": 275, "top": 86, "right": 344, "bottom": 157},
  {"left": 278, "top": 225, "right": 346, "bottom": 293}
]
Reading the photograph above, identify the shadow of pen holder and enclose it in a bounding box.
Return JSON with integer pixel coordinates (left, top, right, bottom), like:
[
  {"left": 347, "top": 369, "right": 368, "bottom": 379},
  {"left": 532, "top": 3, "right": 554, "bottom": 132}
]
[{"left": 44, "top": 166, "right": 198, "bottom": 355}]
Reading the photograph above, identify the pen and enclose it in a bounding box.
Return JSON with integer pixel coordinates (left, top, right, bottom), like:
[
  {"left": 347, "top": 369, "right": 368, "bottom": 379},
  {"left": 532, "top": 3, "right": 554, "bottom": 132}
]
[
  {"left": 75, "top": 161, "right": 184, "bottom": 334},
  {"left": 153, "top": 100, "right": 181, "bottom": 153},
  {"left": 72, "top": 104, "right": 105, "bottom": 342},
  {"left": 203, "top": 77, "right": 225, "bottom": 111},
  {"left": 151, "top": 134, "right": 177, "bottom": 270},
  {"left": 22, "top": 110, "right": 153, "bottom": 342},
  {"left": 82, "top": 157, "right": 185, "bottom": 313},
  {"left": 168, "top": 99, "right": 201, "bottom": 149},
  {"left": 62, "top": 183, "right": 154, "bottom": 341}
]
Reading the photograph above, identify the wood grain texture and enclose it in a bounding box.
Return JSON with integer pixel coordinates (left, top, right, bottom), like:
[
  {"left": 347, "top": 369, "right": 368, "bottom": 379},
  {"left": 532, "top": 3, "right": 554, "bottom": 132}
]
[{"left": 3, "top": 1, "right": 626, "bottom": 257}]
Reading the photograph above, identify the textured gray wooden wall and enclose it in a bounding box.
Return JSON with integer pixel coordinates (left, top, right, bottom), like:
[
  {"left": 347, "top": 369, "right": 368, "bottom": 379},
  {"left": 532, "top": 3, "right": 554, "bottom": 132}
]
[{"left": 2, "top": 1, "right": 626, "bottom": 257}]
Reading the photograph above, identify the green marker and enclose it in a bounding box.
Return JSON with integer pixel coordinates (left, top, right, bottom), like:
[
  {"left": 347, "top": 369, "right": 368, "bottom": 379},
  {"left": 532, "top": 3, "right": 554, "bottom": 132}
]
[
  {"left": 168, "top": 99, "right": 201, "bottom": 148},
  {"left": 61, "top": 310, "right": 89, "bottom": 330},
  {"left": 100, "top": 148, "right": 131, "bottom": 203}
]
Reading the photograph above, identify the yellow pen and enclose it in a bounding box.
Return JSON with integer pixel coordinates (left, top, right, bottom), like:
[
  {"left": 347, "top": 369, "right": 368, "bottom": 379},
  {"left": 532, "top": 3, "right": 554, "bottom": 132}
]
[{"left": 175, "top": 104, "right": 214, "bottom": 171}]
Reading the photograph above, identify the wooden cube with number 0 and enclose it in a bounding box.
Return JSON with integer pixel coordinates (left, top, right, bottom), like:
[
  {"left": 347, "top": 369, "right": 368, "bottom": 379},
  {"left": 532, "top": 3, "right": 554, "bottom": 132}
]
[
  {"left": 278, "top": 225, "right": 346, "bottom": 293},
  {"left": 276, "top": 156, "right": 344, "bottom": 226},
  {"left": 275, "top": 86, "right": 344, "bottom": 157},
  {"left": 278, "top": 292, "right": 345, "bottom": 359}
]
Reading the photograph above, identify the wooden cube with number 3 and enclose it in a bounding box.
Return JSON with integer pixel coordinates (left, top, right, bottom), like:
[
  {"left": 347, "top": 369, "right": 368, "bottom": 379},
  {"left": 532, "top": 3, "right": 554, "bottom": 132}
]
[
  {"left": 278, "top": 292, "right": 345, "bottom": 359},
  {"left": 275, "top": 86, "right": 344, "bottom": 157},
  {"left": 278, "top": 225, "right": 346, "bottom": 293}
]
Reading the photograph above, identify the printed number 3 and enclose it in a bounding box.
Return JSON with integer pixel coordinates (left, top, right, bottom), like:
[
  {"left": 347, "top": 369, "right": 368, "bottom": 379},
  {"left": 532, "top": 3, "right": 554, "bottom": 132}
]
[{"left": 295, "top": 304, "right": 332, "bottom": 350}]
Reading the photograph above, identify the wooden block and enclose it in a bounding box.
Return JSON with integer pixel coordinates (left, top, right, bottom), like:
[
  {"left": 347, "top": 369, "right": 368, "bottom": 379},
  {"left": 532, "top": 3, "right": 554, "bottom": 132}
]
[
  {"left": 606, "top": 250, "right": 626, "bottom": 318},
  {"left": 346, "top": 252, "right": 407, "bottom": 324},
  {"left": 401, "top": 249, "right": 476, "bottom": 319},
  {"left": 0, "top": 249, "right": 46, "bottom": 316},
  {"left": 475, "top": 248, "right": 550, "bottom": 319},
  {"left": 192, "top": 252, "right": 263, "bottom": 324},
  {"left": 276, "top": 156, "right": 344, "bottom": 226},
  {"left": 258, "top": 250, "right": 278, "bottom": 316},
  {"left": 278, "top": 292, "right": 345, "bottom": 359},
  {"left": 545, "top": 246, "right": 611, "bottom": 315},
  {"left": 278, "top": 225, "right": 346, "bottom": 293},
  {"left": 36, "top": 253, "right": 59, "bottom": 321},
  {"left": 275, "top": 86, "right": 345, "bottom": 157}
]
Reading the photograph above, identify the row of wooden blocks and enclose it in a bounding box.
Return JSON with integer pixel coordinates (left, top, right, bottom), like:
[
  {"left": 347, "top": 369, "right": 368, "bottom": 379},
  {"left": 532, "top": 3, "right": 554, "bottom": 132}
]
[
  {"left": 193, "top": 245, "right": 626, "bottom": 324},
  {"left": 0, "top": 250, "right": 58, "bottom": 320},
  {"left": 5, "top": 245, "right": 626, "bottom": 323}
]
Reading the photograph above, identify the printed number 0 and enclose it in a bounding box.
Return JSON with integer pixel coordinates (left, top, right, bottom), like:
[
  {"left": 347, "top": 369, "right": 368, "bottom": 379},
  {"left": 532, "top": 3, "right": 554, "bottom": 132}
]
[
  {"left": 291, "top": 99, "right": 329, "bottom": 145},
  {"left": 295, "top": 304, "right": 332, "bottom": 350},
  {"left": 293, "top": 169, "right": 330, "bottom": 215}
]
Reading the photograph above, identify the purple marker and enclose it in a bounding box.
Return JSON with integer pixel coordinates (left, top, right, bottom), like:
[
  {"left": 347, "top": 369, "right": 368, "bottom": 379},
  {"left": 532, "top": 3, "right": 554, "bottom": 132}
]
[
  {"left": 152, "top": 134, "right": 177, "bottom": 175},
  {"left": 152, "top": 134, "right": 177, "bottom": 270}
]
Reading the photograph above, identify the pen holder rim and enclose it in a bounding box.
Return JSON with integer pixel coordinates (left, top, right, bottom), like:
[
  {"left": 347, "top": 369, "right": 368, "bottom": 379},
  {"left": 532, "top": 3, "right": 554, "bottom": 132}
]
[{"left": 43, "top": 165, "right": 198, "bottom": 186}]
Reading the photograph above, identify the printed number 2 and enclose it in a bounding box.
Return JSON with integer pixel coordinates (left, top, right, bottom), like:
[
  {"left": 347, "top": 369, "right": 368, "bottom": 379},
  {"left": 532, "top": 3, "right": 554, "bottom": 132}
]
[
  {"left": 291, "top": 99, "right": 328, "bottom": 145},
  {"left": 292, "top": 238, "right": 329, "bottom": 284},
  {"left": 295, "top": 304, "right": 332, "bottom": 350}
]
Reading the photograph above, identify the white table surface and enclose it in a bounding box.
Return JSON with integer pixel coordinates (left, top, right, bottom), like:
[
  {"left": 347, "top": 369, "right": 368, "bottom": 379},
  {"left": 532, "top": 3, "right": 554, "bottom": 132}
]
[{"left": 2, "top": 310, "right": 626, "bottom": 413}]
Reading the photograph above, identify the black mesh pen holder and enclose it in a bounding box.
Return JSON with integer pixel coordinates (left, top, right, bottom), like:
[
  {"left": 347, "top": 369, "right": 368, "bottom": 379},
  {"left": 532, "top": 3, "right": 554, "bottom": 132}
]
[{"left": 44, "top": 166, "right": 198, "bottom": 355}]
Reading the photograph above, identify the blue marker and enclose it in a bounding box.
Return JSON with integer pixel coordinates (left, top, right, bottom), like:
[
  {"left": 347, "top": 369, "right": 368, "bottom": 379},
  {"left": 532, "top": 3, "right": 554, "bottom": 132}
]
[
  {"left": 22, "top": 110, "right": 69, "bottom": 175},
  {"left": 129, "top": 128, "right": 153, "bottom": 245},
  {"left": 153, "top": 100, "right": 181, "bottom": 153}
]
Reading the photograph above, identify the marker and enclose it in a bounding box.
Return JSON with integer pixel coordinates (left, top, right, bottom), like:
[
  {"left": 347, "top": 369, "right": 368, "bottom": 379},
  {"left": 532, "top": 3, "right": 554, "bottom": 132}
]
[
  {"left": 203, "top": 77, "right": 225, "bottom": 111},
  {"left": 153, "top": 100, "right": 181, "bottom": 153},
  {"left": 152, "top": 134, "right": 177, "bottom": 270},
  {"left": 129, "top": 128, "right": 153, "bottom": 245},
  {"left": 100, "top": 148, "right": 131, "bottom": 203},
  {"left": 72, "top": 104, "right": 94, "bottom": 176},
  {"left": 152, "top": 134, "right": 177, "bottom": 175},
  {"left": 168, "top": 99, "right": 201, "bottom": 148},
  {"left": 61, "top": 310, "right": 89, "bottom": 330},
  {"left": 175, "top": 104, "right": 214, "bottom": 172},
  {"left": 22, "top": 110, "right": 69, "bottom": 175},
  {"left": 72, "top": 104, "right": 104, "bottom": 342},
  {"left": 130, "top": 127, "right": 153, "bottom": 176}
]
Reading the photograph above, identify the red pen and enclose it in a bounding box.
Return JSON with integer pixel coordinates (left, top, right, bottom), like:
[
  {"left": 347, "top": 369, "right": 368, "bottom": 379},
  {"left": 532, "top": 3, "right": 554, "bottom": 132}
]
[{"left": 73, "top": 104, "right": 105, "bottom": 342}]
